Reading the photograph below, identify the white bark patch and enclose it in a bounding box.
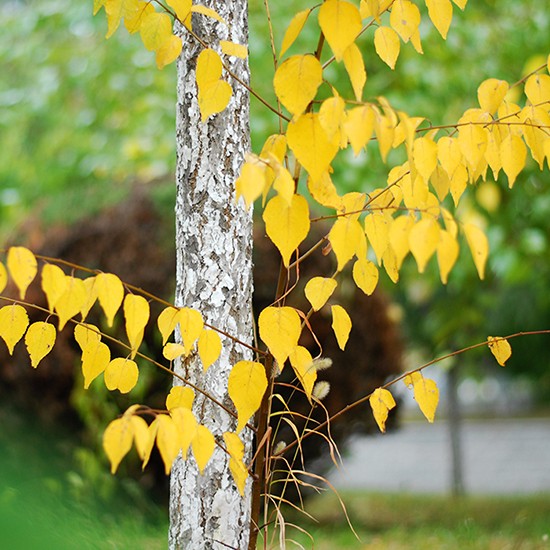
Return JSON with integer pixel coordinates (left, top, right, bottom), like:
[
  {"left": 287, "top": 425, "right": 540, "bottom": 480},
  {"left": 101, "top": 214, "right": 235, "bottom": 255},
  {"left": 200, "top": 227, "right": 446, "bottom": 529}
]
[{"left": 169, "top": 2, "right": 254, "bottom": 549}]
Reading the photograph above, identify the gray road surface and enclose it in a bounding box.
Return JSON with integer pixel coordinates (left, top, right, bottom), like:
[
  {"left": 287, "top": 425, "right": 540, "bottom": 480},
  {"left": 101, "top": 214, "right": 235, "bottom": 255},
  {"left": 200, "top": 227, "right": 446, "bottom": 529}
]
[{"left": 329, "top": 417, "right": 550, "bottom": 494}]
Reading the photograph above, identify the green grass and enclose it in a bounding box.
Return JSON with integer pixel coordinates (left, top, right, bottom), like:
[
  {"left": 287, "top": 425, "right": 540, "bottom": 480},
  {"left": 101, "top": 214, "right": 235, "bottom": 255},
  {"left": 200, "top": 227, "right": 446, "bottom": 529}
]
[{"left": 277, "top": 492, "right": 550, "bottom": 549}]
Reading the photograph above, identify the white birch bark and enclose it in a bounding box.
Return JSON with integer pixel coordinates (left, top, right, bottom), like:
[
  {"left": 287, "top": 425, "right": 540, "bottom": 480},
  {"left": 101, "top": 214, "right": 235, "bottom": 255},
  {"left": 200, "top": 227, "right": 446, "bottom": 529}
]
[{"left": 169, "top": 1, "right": 253, "bottom": 549}]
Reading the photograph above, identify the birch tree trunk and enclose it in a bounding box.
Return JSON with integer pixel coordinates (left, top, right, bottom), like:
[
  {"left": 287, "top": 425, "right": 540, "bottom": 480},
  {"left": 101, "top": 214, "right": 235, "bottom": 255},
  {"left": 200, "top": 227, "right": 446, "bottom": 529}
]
[{"left": 169, "top": 2, "right": 253, "bottom": 548}]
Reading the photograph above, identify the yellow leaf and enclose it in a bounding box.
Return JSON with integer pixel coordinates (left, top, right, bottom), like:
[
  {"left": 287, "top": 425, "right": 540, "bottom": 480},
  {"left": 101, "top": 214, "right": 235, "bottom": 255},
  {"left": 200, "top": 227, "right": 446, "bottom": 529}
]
[
  {"left": 319, "top": 96, "right": 346, "bottom": 143},
  {"left": 198, "top": 80, "right": 232, "bottom": 122},
  {"left": 196, "top": 48, "right": 223, "bottom": 87},
  {"left": 55, "top": 276, "right": 87, "bottom": 331},
  {"left": 308, "top": 173, "right": 342, "bottom": 209},
  {"left": 449, "top": 163, "right": 468, "bottom": 206},
  {"left": 163, "top": 342, "right": 186, "bottom": 360},
  {"left": 81, "top": 340, "right": 111, "bottom": 389},
  {"left": 451, "top": 0, "right": 467, "bottom": 9},
  {"left": 140, "top": 11, "right": 172, "bottom": 51},
  {"left": 500, "top": 134, "right": 527, "bottom": 188},
  {"left": 374, "top": 26, "right": 400, "bottom": 69},
  {"left": 329, "top": 217, "right": 365, "bottom": 272},
  {"left": 80, "top": 276, "right": 99, "bottom": 321},
  {"left": 425, "top": 0, "right": 453, "bottom": 39},
  {"left": 404, "top": 372, "right": 439, "bottom": 422},
  {"left": 260, "top": 134, "right": 287, "bottom": 163},
  {"left": 192, "top": 425, "right": 215, "bottom": 474},
  {"left": 130, "top": 415, "right": 150, "bottom": 460},
  {"left": 464, "top": 222, "right": 489, "bottom": 280},
  {"left": 0, "top": 304, "right": 28, "bottom": 355},
  {"left": 344, "top": 105, "right": 375, "bottom": 155},
  {"left": 524, "top": 74, "right": 550, "bottom": 106},
  {"left": 95, "top": 273, "right": 124, "bottom": 327},
  {"left": 343, "top": 43, "right": 367, "bottom": 102},
  {"left": 166, "top": 385, "right": 195, "bottom": 411},
  {"left": 154, "top": 414, "right": 180, "bottom": 474},
  {"left": 437, "top": 229, "right": 459, "bottom": 284},
  {"left": 228, "top": 360, "right": 268, "bottom": 433},
  {"left": 170, "top": 406, "right": 197, "bottom": 459},
  {"left": 197, "top": 329, "right": 222, "bottom": 372},
  {"left": 141, "top": 418, "right": 160, "bottom": 470},
  {"left": 273, "top": 55, "right": 323, "bottom": 117},
  {"left": 74, "top": 323, "right": 101, "bottom": 350},
  {"left": 352, "top": 258, "right": 379, "bottom": 295},
  {"left": 104, "top": 357, "right": 139, "bottom": 394},
  {"left": 258, "top": 306, "right": 301, "bottom": 370},
  {"left": 124, "top": 1, "right": 154, "bottom": 33},
  {"left": 430, "top": 165, "right": 450, "bottom": 201},
  {"left": 93, "top": 0, "right": 106, "bottom": 16},
  {"left": 485, "top": 126, "right": 503, "bottom": 180},
  {"left": 41, "top": 264, "right": 68, "bottom": 312},
  {"left": 272, "top": 166, "right": 296, "bottom": 207},
  {"left": 389, "top": 215, "right": 413, "bottom": 269},
  {"left": 374, "top": 111, "right": 396, "bottom": 162},
  {"left": 390, "top": 0, "right": 421, "bottom": 43},
  {"left": 104, "top": 0, "right": 139, "bottom": 38},
  {"left": 103, "top": 416, "right": 133, "bottom": 474},
  {"left": 224, "top": 432, "right": 248, "bottom": 496},
  {"left": 364, "top": 213, "right": 390, "bottom": 265},
  {"left": 166, "top": 0, "right": 191, "bottom": 21},
  {"left": 235, "top": 157, "right": 268, "bottom": 208},
  {"left": 319, "top": 0, "right": 362, "bottom": 62},
  {"left": 487, "top": 336, "right": 512, "bottom": 367},
  {"left": 522, "top": 115, "right": 547, "bottom": 169},
  {"left": 437, "top": 136, "right": 462, "bottom": 177},
  {"left": 382, "top": 246, "right": 399, "bottom": 283},
  {"left": 157, "top": 306, "right": 179, "bottom": 345},
  {"left": 409, "top": 218, "right": 440, "bottom": 273},
  {"left": 304, "top": 277, "right": 337, "bottom": 311},
  {"left": 263, "top": 194, "right": 310, "bottom": 268},
  {"left": 124, "top": 294, "right": 149, "bottom": 357},
  {"left": 190, "top": 5, "right": 226, "bottom": 24},
  {"left": 220, "top": 40, "right": 247, "bottom": 59},
  {"left": 412, "top": 137, "right": 438, "bottom": 182},
  {"left": 178, "top": 307, "right": 204, "bottom": 354},
  {"left": 287, "top": 113, "right": 339, "bottom": 182},
  {"left": 477, "top": 78, "right": 509, "bottom": 115},
  {"left": 280, "top": 9, "right": 311, "bottom": 58},
  {"left": 156, "top": 34, "right": 183, "bottom": 69},
  {"left": 289, "top": 346, "right": 317, "bottom": 402},
  {"left": 24, "top": 321, "right": 56, "bottom": 368},
  {"left": 331, "top": 305, "right": 351, "bottom": 350},
  {"left": 369, "top": 387, "right": 396, "bottom": 432},
  {"left": 7, "top": 246, "right": 37, "bottom": 300},
  {"left": 457, "top": 122, "right": 488, "bottom": 171},
  {"left": 0, "top": 262, "right": 6, "bottom": 294}
]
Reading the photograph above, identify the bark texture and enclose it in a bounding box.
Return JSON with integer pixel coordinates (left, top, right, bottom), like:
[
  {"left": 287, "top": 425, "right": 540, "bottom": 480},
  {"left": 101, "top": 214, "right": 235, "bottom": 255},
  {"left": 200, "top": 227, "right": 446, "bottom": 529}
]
[{"left": 169, "top": 2, "right": 253, "bottom": 549}]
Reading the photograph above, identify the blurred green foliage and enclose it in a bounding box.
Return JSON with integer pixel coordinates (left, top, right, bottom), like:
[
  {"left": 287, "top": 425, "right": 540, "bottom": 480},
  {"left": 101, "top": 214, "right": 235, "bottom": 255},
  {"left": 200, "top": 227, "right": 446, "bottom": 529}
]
[{"left": 1, "top": 1, "right": 549, "bottom": 391}]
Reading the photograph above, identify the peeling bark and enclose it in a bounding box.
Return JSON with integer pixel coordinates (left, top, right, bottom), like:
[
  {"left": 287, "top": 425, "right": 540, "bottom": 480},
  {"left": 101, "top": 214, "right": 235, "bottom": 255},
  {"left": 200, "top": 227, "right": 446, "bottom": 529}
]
[{"left": 169, "top": 1, "right": 253, "bottom": 548}]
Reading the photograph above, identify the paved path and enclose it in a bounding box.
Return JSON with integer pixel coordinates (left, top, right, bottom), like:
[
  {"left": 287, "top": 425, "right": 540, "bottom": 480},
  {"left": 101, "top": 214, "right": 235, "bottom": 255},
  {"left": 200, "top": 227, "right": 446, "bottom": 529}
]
[{"left": 329, "top": 417, "right": 550, "bottom": 494}]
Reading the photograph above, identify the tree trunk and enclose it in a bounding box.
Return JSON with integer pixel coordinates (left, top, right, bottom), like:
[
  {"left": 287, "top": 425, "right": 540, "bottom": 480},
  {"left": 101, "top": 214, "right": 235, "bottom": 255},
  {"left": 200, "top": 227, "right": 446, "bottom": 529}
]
[{"left": 169, "top": 2, "right": 253, "bottom": 548}]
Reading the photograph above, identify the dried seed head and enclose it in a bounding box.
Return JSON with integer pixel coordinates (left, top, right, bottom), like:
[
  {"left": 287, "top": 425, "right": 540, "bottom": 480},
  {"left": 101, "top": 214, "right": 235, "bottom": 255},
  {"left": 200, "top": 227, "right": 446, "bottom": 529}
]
[
  {"left": 313, "top": 380, "right": 330, "bottom": 401},
  {"left": 312, "top": 357, "right": 333, "bottom": 372}
]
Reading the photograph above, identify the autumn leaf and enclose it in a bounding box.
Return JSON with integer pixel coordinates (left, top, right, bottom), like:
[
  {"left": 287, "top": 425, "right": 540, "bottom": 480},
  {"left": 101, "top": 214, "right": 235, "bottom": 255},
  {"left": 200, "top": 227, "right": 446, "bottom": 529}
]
[
  {"left": 55, "top": 276, "right": 87, "bottom": 331},
  {"left": 374, "top": 26, "right": 400, "bottom": 69},
  {"left": 273, "top": 55, "right": 323, "bottom": 117},
  {"left": 500, "top": 134, "right": 527, "bottom": 188},
  {"left": 287, "top": 113, "right": 339, "bottom": 183},
  {"left": 192, "top": 425, "right": 215, "bottom": 474},
  {"left": 81, "top": 340, "right": 111, "bottom": 389},
  {"left": 220, "top": 40, "right": 247, "bottom": 59},
  {"left": 280, "top": 9, "right": 312, "bottom": 58},
  {"left": 343, "top": 43, "right": 367, "bottom": 102},
  {"left": 390, "top": 0, "right": 421, "bottom": 43},
  {"left": 437, "top": 229, "right": 459, "bottom": 284},
  {"left": 41, "top": 264, "right": 68, "bottom": 312},
  {"left": 155, "top": 414, "right": 181, "bottom": 474},
  {"left": 170, "top": 406, "right": 197, "bottom": 459},
  {"left": 425, "top": 0, "right": 453, "bottom": 39},
  {"left": 369, "top": 388, "right": 396, "bottom": 432},
  {"left": 477, "top": 78, "right": 509, "bottom": 115},
  {"left": 352, "top": 258, "right": 379, "bottom": 295},
  {"left": 95, "top": 273, "right": 124, "bottom": 327},
  {"left": 524, "top": 74, "right": 550, "bottom": 106},
  {"left": 464, "top": 222, "right": 489, "bottom": 280},
  {"left": 104, "top": 357, "right": 139, "bottom": 394},
  {"left": 156, "top": 35, "right": 183, "bottom": 69},
  {"left": 344, "top": 105, "right": 375, "bottom": 155},
  {"left": 223, "top": 432, "right": 248, "bottom": 496},
  {"left": 0, "top": 304, "right": 29, "bottom": 355},
  {"left": 487, "top": 336, "right": 512, "bottom": 366},
  {"left": 403, "top": 371, "right": 439, "bottom": 423},
  {"left": 235, "top": 157, "right": 269, "bottom": 208},
  {"left": 0, "top": 262, "right": 6, "bottom": 294},
  {"left": 124, "top": 293, "right": 150, "bottom": 357},
  {"left": 166, "top": 385, "right": 195, "bottom": 411},
  {"left": 157, "top": 306, "right": 180, "bottom": 345},
  {"left": 228, "top": 361, "right": 268, "bottom": 432},
  {"left": 304, "top": 277, "right": 337, "bottom": 311},
  {"left": 197, "top": 328, "right": 222, "bottom": 371},
  {"left": 166, "top": 0, "right": 192, "bottom": 22},
  {"left": 178, "top": 307, "right": 204, "bottom": 354},
  {"left": 409, "top": 218, "right": 440, "bottom": 273},
  {"left": 140, "top": 11, "right": 172, "bottom": 51},
  {"left": 7, "top": 246, "right": 37, "bottom": 300},
  {"left": 25, "top": 321, "right": 56, "bottom": 368},
  {"left": 263, "top": 194, "right": 310, "bottom": 268},
  {"left": 329, "top": 217, "right": 365, "bottom": 272},
  {"left": 163, "top": 342, "right": 186, "bottom": 360},
  {"left": 103, "top": 416, "right": 133, "bottom": 474},
  {"left": 198, "top": 80, "right": 233, "bottom": 122},
  {"left": 331, "top": 304, "right": 352, "bottom": 350},
  {"left": 258, "top": 306, "right": 301, "bottom": 369},
  {"left": 74, "top": 323, "right": 101, "bottom": 350},
  {"left": 318, "top": 0, "right": 362, "bottom": 62},
  {"left": 289, "top": 346, "right": 317, "bottom": 402},
  {"left": 364, "top": 212, "right": 391, "bottom": 265}
]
